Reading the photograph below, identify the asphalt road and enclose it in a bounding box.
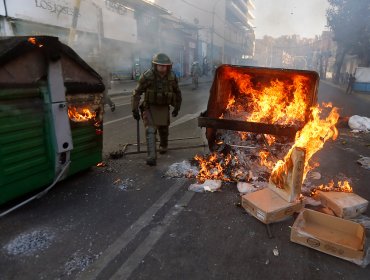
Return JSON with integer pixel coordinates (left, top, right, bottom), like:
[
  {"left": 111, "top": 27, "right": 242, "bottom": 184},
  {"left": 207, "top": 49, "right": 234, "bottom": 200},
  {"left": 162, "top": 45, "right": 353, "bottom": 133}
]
[{"left": 0, "top": 79, "right": 369, "bottom": 280}]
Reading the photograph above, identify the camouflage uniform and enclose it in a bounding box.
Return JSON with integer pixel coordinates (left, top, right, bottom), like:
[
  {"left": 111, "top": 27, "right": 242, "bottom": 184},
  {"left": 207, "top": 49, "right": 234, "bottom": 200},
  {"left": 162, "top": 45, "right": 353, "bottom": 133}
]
[{"left": 131, "top": 53, "right": 182, "bottom": 166}]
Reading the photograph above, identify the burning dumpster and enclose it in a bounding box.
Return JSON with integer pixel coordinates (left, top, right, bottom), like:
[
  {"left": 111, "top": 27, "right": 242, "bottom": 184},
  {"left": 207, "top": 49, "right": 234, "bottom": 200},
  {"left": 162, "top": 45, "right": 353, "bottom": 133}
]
[
  {"left": 195, "top": 64, "right": 339, "bottom": 212},
  {"left": 0, "top": 36, "right": 104, "bottom": 205},
  {"left": 195, "top": 64, "right": 325, "bottom": 184},
  {"left": 198, "top": 65, "right": 319, "bottom": 150}
]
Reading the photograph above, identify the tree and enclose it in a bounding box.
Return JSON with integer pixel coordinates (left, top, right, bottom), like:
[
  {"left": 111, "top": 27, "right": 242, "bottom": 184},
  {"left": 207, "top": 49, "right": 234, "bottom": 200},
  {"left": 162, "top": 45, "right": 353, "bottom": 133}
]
[{"left": 327, "top": 0, "right": 370, "bottom": 82}]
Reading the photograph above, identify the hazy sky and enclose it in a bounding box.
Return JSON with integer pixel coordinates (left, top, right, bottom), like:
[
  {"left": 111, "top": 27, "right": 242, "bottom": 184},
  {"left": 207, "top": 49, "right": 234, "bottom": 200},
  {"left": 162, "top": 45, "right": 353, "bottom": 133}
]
[{"left": 253, "top": 0, "right": 330, "bottom": 39}]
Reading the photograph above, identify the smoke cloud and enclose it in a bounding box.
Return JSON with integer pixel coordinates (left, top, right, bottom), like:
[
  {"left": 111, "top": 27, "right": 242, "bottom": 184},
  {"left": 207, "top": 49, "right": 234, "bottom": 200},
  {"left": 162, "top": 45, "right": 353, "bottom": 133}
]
[{"left": 254, "top": 0, "right": 330, "bottom": 39}]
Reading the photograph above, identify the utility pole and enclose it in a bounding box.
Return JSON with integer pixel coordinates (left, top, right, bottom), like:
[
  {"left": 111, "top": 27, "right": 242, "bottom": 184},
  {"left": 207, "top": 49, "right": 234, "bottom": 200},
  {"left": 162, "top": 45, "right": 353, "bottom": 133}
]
[
  {"left": 210, "top": 0, "right": 223, "bottom": 72},
  {"left": 68, "top": 0, "right": 81, "bottom": 47}
]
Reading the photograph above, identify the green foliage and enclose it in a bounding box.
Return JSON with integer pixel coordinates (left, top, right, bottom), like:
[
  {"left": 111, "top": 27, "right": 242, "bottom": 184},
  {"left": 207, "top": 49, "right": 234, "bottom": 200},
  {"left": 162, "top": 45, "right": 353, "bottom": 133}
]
[{"left": 327, "top": 0, "right": 370, "bottom": 66}]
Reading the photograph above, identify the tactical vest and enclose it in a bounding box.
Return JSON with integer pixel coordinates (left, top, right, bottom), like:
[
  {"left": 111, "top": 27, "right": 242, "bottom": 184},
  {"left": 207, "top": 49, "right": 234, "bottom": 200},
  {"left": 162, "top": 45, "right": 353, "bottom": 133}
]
[{"left": 143, "top": 70, "right": 176, "bottom": 106}]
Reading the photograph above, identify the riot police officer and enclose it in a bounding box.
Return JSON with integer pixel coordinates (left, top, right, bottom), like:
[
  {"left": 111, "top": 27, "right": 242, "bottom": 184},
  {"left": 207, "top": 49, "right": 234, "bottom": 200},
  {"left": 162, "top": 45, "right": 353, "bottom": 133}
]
[{"left": 131, "top": 53, "right": 182, "bottom": 166}]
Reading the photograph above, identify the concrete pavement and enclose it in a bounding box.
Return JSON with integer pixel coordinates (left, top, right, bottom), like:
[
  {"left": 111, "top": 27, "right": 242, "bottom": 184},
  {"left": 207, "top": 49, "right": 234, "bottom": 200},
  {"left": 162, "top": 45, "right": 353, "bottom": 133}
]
[
  {"left": 108, "top": 75, "right": 214, "bottom": 97},
  {"left": 1, "top": 76, "right": 370, "bottom": 280}
]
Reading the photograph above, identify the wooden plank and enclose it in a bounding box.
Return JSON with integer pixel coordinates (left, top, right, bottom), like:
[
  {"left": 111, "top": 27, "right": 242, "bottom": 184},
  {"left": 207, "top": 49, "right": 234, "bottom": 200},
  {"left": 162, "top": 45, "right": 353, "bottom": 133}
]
[{"left": 198, "top": 116, "right": 300, "bottom": 137}]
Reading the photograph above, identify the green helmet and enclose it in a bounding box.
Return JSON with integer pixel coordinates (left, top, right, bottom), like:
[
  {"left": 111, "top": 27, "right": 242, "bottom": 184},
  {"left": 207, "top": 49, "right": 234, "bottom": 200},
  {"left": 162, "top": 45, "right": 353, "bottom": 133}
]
[{"left": 152, "top": 53, "right": 172, "bottom": 66}]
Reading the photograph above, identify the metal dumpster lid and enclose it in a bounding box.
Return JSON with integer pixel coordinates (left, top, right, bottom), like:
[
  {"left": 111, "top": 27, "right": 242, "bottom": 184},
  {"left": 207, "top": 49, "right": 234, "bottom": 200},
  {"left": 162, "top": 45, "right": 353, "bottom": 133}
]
[{"left": 0, "top": 36, "right": 103, "bottom": 92}]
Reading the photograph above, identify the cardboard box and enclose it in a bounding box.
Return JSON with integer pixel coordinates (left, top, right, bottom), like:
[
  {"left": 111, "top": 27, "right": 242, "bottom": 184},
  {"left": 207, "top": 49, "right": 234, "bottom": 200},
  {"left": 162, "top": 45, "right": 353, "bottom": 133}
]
[
  {"left": 241, "top": 187, "right": 304, "bottom": 224},
  {"left": 269, "top": 147, "right": 305, "bottom": 203},
  {"left": 291, "top": 209, "right": 366, "bottom": 264},
  {"left": 318, "top": 191, "right": 369, "bottom": 219}
]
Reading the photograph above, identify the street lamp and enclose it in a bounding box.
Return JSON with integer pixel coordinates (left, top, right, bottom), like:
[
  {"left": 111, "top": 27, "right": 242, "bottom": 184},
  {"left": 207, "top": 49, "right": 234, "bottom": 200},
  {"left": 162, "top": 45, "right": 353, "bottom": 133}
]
[{"left": 210, "top": 0, "right": 223, "bottom": 72}]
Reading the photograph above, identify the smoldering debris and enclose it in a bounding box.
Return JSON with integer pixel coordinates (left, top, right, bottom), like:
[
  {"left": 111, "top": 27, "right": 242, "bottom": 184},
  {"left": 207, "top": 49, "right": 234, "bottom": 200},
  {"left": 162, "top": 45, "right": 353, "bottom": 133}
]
[{"left": 165, "top": 130, "right": 293, "bottom": 193}]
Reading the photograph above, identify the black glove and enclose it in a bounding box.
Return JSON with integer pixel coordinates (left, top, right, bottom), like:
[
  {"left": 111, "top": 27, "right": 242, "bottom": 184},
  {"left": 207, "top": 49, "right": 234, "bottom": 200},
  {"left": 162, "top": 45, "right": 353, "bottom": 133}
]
[
  {"left": 172, "top": 109, "right": 179, "bottom": 117},
  {"left": 133, "top": 110, "right": 140, "bottom": 120}
]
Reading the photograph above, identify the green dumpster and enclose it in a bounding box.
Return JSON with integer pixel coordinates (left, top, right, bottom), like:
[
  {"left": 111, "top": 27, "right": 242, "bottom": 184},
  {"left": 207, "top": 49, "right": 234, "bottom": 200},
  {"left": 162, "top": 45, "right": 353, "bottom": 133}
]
[{"left": 0, "top": 36, "right": 105, "bottom": 205}]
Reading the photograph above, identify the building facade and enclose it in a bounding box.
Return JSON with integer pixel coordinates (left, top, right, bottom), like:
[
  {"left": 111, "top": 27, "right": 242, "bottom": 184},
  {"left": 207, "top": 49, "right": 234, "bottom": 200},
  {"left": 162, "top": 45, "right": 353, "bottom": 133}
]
[
  {"left": 154, "top": 0, "right": 256, "bottom": 68},
  {"left": 1, "top": 0, "right": 256, "bottom": 79}
]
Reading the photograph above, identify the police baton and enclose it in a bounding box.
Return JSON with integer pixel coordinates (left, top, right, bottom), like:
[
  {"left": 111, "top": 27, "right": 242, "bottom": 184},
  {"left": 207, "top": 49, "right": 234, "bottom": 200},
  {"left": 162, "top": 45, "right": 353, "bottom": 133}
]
[{"left": 136, "top": 118, "right": 140, "bottom": 152}]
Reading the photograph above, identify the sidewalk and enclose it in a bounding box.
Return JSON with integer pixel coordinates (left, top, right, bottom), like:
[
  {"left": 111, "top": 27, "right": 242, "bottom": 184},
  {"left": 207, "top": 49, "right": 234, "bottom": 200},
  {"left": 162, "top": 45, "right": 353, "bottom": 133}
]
[{"left": 108, "top": 75, "right": 214, "bottom": 97}]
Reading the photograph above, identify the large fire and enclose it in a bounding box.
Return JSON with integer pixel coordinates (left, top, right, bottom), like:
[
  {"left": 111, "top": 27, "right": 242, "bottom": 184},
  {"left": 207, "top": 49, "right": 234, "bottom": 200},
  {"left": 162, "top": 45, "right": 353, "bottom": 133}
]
[
  {"left": 270, "top": 103, "right": 339, "bottom": 187},
  {"left": 68, "top": 106, "right": 97, "bottom": 122},
  {"left": 195, "top": 69, "right": 341, "bottom": 190},
  {"left": 222, "top": 70, "right": 311, "bottom": 128}
]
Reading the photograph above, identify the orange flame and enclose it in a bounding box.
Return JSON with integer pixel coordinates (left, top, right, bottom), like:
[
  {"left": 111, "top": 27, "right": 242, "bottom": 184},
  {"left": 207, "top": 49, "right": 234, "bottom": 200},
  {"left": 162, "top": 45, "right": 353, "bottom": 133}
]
[
  {"left": 223, "top": 69, "right": 311, "bottom": 128},
  {"left": 68, "top": 107, "right": 96, "bottom": 122},
  {"left": 270, "top": 103, "right": 339, "bottom": 184},
  {"left": 28, "top": 37, "right": 36, "bottom": 44},
  {"left": 194, "top": 153, "right": 232, "bottom": 182},
  {"left": 259, "top": 150, "right": 275, "bottom": 169},
  {"left": 28, "top": 37, "right": 43, "bottom": 48},
  {"left": 311, "top": 180, "right": 353, "bottom": 196}
]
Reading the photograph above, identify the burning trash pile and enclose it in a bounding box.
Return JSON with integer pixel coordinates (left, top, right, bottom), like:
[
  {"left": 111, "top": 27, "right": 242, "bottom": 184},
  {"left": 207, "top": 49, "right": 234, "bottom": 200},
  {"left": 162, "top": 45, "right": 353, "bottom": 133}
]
[{"left": 166, "top": 65, "right": 369, "bottom": 266}]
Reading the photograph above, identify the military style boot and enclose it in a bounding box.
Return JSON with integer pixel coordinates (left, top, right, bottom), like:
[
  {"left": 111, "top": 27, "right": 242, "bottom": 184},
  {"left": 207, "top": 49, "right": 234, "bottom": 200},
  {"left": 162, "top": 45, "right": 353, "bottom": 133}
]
[
  {"left": 146, "top": 127, "right": 157, "bottom": 166},
  {"left": 158, "top": 126, "right": 169, "bottom": 154}
]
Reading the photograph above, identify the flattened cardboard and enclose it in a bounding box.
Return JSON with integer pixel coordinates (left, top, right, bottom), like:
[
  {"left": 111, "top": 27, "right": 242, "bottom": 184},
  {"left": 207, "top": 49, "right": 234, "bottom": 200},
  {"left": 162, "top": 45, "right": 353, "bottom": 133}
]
[
  {"left": 241, "top": 187, "right": 304, "bottom": 224},
  {"left": 318, "top": 191, "right": 369, "bottom": 219},
  {"left": 291, "top": 209, "right": 365, "bottom": 264},
  {"left": 269, "top": 147, "right": 305, "bottom": 203}
]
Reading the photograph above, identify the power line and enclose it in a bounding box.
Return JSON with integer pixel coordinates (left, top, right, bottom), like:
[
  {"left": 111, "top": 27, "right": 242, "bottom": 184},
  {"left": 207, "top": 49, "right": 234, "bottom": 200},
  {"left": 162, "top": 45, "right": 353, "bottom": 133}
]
[
  {"left": 179, "top": 0, "right": 227, "bottom": 25},
  {"left": 180, "top": 0, "right": 212, "bottom": 15}
]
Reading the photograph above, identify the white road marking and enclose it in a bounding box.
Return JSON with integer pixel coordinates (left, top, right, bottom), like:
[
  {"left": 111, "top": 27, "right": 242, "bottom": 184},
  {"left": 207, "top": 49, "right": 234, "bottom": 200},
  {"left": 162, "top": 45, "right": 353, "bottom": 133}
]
[
  {"left": 103, "top": 115, "right": 132, "bottom": 126},
  {"left": 104, "top": 110, "right": 203, "bottom": 127},
  {"left": 109, "top": 191, "right": 194, "bottom": 280},
  {"left": 169, "top": 110, "right": 203, "bottom": 128},
  {"left": 115, "top": 102, "right": 130, "bottom": 107},
  {"left": 111, "top": 95, "right": 130, "bottom": 101},
  {"left": 77, "top": 179, "right": 187, "bottom": 280}
]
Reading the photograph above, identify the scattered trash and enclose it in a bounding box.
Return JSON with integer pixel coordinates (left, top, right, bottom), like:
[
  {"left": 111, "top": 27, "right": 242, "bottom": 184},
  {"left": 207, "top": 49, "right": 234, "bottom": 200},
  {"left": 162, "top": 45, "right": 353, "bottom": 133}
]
[
  {"left": 308, "top": 171, "right": 321, "bottom": 180},
  {"left": 188, "top": 180, "right": 222, "bottom": 193},
  {"left": 96, "top": 162, "right": 106, "bottom": 167},
  {"left": 357, "top": 156, "right": 370, "bottom": 170},
  {"left": 113, "top": 178, "right": 134, "bottom": 191},
  {"left": 273, "top": 247, "right": 279, "bottom": 256},
  {"left": 348, "top": 115, "right": 370, "bottom": 132},
  {"left": 237, "top": 182, "right": 261, "bottom": 194},
  {"left": 165, "top": 160, "right": 199, "bottom": 178},
  {"left": 3, "top": 229, "right": 55, "bottom": 256},
  {"left": 113, "top": 178, "right": 123, "bottom": 185},
  {"left": 64, "top": 251, "right": 99, "bottom": 276}
]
